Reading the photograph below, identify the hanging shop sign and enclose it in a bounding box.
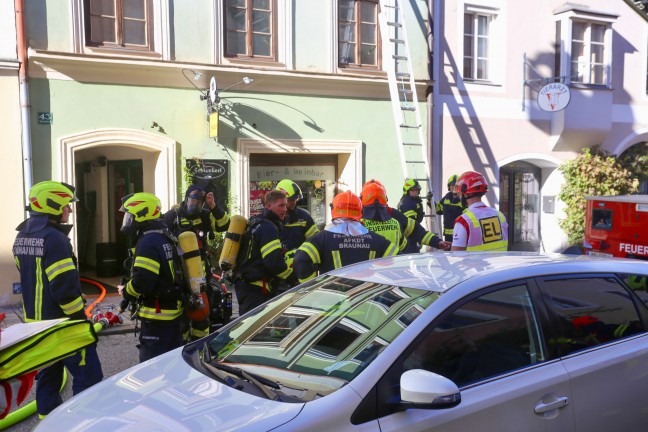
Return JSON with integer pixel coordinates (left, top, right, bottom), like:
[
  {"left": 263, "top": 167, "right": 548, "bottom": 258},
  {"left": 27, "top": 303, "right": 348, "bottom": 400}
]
[
  {"left": 186, "top": 159, "right": 229, "bottom": 212},
  {"left": 537, "top": 83, "right": 570, "bottom": 112}
]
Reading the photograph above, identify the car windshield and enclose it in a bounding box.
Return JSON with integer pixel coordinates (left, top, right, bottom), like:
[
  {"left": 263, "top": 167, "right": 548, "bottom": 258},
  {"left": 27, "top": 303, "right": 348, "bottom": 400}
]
[{"left": 204, "top": 275, "right": 439, "bottom": 398}]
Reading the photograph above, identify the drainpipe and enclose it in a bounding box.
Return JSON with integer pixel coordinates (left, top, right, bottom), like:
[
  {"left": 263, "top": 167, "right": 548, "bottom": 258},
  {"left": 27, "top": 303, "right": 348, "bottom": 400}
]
[
  {"left": 15, "top": 0, "right": 33, "bottom": 204},
  {"left": 428, "top": 0, "right": 441, "bottom": 230}
]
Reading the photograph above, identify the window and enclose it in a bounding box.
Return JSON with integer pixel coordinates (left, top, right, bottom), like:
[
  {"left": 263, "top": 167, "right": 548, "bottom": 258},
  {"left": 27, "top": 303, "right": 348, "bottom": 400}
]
[
  {"left": 591, "top": 208, "right": 612, "bottom": 230},
  {"left": 404, "top": 284, "right": 544, "bottom": 387},
  {"left": 338, "top": 0, "right": 380, "bottom": 69},
  {"left": 463, "top": 12, "right": 490, "bottom": 80},
  {"left": 570, "top": 21, "right": 607, "bottom": 85},
  {"left": 539, "top": 277, "right": 645, "bottom": 356},
  {"left": 224, "top": 0, "right": 276, "bottom": 60},
  {"left": 554, "top": 6, "right": 616, "bottom": 87},
  {"left": 85, "top": 0, "right": 152, "bottom": 50}
]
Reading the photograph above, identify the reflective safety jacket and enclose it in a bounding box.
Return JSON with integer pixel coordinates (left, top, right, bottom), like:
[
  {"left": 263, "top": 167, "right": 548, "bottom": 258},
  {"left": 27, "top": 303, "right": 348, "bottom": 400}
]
[
  {"left": 281, "top": 207, "right": 319, "bottom": 265},
  {"left": 436, "top": 191, "right": 463, "bottom": 237},
  {"left": 398, "top": 194, "right": 435, "bottom": 253},
  {"left": 294, "top": 220, "right": 399, "bottom": 282},
  {"left": 454, "top": 203, "right": 509, "bottom": 251},
  {"left": 13, "top": 215, "right": 86, "bottom": 322},
  {"left": 362, "top": 217, "right": 404, "bottom": 251},
  {"left": 236, "top": 210, "right": 293, "bottom": 291},
  {"left": 389, "top": 207, "right": 442, "bottom": 251},
  {"left": 124, "top": 221, "right": 184, "bottom": 322},
  {"left": 398, "top": 194, "right": 425, "bottom": 224}
]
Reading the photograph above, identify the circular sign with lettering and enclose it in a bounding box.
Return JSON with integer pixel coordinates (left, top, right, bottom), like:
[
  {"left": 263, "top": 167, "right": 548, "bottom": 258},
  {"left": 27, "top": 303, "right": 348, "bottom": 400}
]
[{"left": 537, "top": 82, "right": 570, "bottom": 112}]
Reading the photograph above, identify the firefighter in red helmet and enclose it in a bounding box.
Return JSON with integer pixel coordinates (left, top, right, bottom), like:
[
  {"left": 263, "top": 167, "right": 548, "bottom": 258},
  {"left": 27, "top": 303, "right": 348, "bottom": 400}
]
[{"left": 451, "top": 171, "right": 509, "bottom": 251}]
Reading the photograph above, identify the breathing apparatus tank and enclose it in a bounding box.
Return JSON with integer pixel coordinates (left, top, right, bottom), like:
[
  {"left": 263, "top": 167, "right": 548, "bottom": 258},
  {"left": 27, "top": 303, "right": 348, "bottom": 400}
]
[
  {"left": 219, "top": 215, "right": 248, "bottom": 272},
  {"left": 178, "top": 231, "right": 210, "bottom": 322}
]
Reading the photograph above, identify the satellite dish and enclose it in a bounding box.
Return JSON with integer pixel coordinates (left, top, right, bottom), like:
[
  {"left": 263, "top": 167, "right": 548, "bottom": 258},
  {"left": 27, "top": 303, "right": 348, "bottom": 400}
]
[{"left": 209, "top": 77, "right": 217, "bottom": 104}]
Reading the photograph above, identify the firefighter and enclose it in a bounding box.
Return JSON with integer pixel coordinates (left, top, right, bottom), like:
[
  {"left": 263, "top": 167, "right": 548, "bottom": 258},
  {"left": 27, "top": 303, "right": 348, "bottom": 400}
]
[
  {"left": 360, "top": 180, "right": 449, "bottom": 253},
  {"left": 275, "top": 179, "right": 319, "bottom": 270},
  {"left": 436, "top": 174, "right": 464, "bottom": 242},
  {"left": 293, "top": 190, "right": 398, "bottom": 283},
  {"left": 451, "top": 171, "right": 509, "bottom": 251},
  {"left": 398, "top": 178, "right": 434, "bottom": 253},
  {"left": 12, "top": 181, "right": 103, "bottom": 418},
  {"left": 165, "top": 184, "right": 230, "bottom": 339},
  {"left": 233, "top": 189, "right": 295, "bottom": 315},
  {"left": 118, "top": 192, "right": 185, "bottom": 362}
]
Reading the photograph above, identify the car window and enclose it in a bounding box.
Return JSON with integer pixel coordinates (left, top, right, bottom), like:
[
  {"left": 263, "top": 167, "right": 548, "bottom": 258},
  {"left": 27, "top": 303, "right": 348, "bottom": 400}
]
[
  {"left": 539, "top": 276, "right": 645, "bottom": 356},
  {"left": 403, "top": 283, "right": 544, "bottom": 387},
  {"left": 621, "top": 273, "right": 648, "bottom": 307}
]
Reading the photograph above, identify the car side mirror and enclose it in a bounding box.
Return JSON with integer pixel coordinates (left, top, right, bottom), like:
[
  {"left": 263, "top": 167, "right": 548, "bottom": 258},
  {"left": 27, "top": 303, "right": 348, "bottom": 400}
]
[{"left": 400, "top": 369, "right": 461, "bottom": 409}]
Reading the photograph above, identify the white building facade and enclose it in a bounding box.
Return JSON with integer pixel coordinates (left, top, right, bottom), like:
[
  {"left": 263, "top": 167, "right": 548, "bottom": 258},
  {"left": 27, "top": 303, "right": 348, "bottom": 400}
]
[{"left": 432, "top": 0, "right": 648, "bottom": 252}]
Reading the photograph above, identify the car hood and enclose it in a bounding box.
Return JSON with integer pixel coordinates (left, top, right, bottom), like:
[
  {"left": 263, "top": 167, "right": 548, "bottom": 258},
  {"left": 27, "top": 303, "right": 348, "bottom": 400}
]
[{"left": 36, "top": 348, "right": 304, "bottom": 431}]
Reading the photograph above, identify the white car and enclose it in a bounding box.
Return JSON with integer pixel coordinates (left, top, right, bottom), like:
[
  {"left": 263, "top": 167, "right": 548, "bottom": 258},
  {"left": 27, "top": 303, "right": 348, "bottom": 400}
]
[{"left": 37, "top": 252, "right": 648, "bottom": 431}]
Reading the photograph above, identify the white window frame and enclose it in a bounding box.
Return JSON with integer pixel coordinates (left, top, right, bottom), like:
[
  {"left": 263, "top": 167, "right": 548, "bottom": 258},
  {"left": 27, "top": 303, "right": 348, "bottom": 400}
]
[
  {"left": 554, "top": 7, "right": 617, "bottom": 88},
  {"left": 463, "top": 11, "right": 491, "bottom": 80},
  {"left": 71, "top": 0, "right": 170, "bottom": 59},
  {"left": 459, "top": 2, "right": 503, "bottom": 87}
]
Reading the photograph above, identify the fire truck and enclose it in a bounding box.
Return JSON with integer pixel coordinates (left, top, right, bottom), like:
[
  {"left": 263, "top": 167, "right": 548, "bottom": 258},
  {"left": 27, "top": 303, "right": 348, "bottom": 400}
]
[{"left": 583, "top": 195, "right": 648, "bottom": 260}]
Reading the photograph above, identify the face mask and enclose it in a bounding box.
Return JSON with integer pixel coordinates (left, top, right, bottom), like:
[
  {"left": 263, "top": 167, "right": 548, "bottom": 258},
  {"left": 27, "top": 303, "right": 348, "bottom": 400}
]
[{"left": 185, "top": 196, "right": 203, "bottom": 218}]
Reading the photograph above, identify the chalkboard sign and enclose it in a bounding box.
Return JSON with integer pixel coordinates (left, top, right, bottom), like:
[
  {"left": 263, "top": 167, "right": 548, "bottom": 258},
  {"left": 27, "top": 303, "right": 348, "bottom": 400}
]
[{"left": 185, "top": 159, "right": 230, "bottom": 212}]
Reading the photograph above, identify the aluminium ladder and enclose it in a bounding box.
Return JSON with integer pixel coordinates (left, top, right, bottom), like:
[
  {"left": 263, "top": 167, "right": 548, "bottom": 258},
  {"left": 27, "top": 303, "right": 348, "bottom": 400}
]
[{"left": 378, "top": 0, "right": 439, "bottom": 235}]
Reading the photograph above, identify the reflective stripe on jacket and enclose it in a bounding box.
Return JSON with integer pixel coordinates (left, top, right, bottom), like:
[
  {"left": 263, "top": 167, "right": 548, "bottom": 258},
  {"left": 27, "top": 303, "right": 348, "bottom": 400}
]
[
  {"left": 456, "top": 204, "right": 508, "bottom": 251},
  {"left": 13, "top": 216, "right": 85, "bottom": 321}
]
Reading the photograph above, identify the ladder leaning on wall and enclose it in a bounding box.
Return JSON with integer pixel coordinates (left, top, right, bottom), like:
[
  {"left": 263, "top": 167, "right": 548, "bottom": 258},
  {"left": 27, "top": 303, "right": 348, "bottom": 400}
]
[{"left": 378, "top": 0, "right": 439, "bottom": 234}]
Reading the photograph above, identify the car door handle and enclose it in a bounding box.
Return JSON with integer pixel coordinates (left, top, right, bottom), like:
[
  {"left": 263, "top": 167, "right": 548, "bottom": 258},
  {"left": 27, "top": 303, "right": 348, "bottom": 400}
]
[{"left": 534, "top": 396, "right": 569, "bottom": 414}]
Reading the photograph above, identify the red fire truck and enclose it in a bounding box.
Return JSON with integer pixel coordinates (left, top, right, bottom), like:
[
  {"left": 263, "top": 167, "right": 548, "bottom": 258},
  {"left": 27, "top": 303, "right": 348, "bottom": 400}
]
[{"left": 583, "top": 195, "right": 648, "bottom": 260}]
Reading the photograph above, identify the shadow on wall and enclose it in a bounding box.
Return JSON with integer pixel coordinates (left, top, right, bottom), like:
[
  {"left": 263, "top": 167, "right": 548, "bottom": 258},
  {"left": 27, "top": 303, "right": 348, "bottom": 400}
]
[
  {"left": 524, "top": 30, "right": 636, "bottom": 153},
  {"left": 216, "top": 98, "right": 326, "bottom": 152},
  {"left": 440, "top": 33, "right": 499, "bottom": 205}
]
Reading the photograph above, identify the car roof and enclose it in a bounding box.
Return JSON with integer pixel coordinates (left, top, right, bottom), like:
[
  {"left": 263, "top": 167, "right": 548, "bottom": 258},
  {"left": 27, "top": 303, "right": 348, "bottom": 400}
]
[{"left": 327, "top": 252, "right": 646, "bottom": 292}]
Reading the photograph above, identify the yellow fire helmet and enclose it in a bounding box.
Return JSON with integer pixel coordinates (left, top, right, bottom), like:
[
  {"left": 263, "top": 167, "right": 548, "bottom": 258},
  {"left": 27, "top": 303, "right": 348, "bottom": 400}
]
[
  {"left": 402, "top": 178, "right": 422, "bottom": 194},
  {"left": 28, "top": 181, "right": 79, "bottom": 216},
  {"left": 119, "top": 192, "right": 162, "bottom": 222},
  {"left": 276, "top": 179, "right": 303, "bottom": 201}
]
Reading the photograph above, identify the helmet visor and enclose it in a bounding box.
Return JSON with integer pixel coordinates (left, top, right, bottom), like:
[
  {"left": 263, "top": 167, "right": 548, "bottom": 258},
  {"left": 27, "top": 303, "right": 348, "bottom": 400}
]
[{"left": 120, "top": 212, "right": 134, "bottom": 232}]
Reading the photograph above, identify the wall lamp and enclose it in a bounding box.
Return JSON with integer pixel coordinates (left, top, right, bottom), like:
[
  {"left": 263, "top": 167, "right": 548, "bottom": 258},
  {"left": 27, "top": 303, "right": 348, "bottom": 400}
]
[{"left": 201, "top": 76, "right": 254, "bottom": 109}]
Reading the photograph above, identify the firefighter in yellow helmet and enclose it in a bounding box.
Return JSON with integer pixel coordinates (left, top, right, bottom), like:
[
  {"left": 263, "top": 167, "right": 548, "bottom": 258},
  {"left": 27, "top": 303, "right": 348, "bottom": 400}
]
[
  {"left": 275, "top": 179, "right": 319, "bottom": 284},
  {"left": 293, "top": 190, "right": 398, "bottom": 283},
  {"left": 118, "top": 192, "right": 185, "bottom": 362},
  {"left": 451, "top": 171, "right": 509, "bottom": 251},
  {"left": 435, "top": 174, "right": 464, "bottom": 242},
  {"left": 398, "top": 178, "right": 431, "bottom": 253},
  {"left": 13, "top": 181, "right": 103, "bottom": 417}
]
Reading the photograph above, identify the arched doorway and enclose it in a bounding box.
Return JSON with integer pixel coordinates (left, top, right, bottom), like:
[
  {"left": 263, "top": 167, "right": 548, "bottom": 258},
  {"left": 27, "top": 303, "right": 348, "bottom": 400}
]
[
  {"left": 500, "top": 161, "right": 541, "bottom": 252},
  {"left": 59, "top": 129, "right": 177, "bottom": 278}
]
